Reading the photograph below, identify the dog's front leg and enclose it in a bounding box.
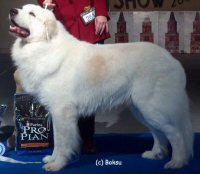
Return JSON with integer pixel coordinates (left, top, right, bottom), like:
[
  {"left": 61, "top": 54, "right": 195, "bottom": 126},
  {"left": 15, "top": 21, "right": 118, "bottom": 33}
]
[
  {"left": 43, "top": 116, "right": 58, "bottom": 164},
  {"left": 43, "top": 107, "right": 80, "bottom": 172}
]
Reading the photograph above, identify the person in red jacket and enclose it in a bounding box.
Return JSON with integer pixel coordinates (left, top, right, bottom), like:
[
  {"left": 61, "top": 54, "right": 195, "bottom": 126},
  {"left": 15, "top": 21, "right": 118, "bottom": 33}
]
[
  {"left": 37, "top": 0, "right": 110, "bottom": 153},
  {"left": 38, "top": 0, "right": 110, "bottom": 43}
]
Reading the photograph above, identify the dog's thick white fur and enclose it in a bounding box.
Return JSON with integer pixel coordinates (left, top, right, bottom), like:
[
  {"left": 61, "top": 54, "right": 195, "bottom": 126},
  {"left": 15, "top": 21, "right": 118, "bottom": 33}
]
[{"left": 10, "top": 4, "right": 193, "bottom": 171}]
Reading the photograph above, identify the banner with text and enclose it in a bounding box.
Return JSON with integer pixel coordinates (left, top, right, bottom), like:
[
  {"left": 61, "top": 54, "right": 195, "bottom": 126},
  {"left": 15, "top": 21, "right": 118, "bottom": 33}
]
[{"left": 109, "top": 0, "right": 200, "bottom": 11}]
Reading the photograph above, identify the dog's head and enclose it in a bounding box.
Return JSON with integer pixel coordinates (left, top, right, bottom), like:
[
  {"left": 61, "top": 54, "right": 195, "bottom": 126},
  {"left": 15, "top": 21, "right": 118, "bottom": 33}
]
[{"left": 9, "top": 4, "right": 57, "bottom": 42}]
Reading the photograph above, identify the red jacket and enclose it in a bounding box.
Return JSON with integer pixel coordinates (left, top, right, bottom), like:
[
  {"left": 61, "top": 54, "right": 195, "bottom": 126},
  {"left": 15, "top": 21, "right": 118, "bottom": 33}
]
[{"left": 37, "top": 0, "right": 110, "bottom": 43}]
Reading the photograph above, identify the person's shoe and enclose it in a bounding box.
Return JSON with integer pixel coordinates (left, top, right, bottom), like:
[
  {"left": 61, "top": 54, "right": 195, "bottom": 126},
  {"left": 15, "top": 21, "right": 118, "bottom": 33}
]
[{"left": 83, "top": 139, "right": 96, "bottom": 154}]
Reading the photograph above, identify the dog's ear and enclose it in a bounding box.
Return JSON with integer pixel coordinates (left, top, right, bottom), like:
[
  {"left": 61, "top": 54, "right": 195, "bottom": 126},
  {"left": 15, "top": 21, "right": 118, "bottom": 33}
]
[{"left": 44, "top": 19, "right": 57, "bottom": 41}]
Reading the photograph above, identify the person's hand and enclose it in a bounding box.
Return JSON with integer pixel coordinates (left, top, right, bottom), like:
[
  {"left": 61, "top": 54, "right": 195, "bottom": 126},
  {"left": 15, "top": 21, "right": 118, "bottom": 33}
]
[
  {"left": 43, "top": 0, "right": 56, "bottom": 10},
  {"left": 95, "top": 16, "right": 109, "bottom": 35}
]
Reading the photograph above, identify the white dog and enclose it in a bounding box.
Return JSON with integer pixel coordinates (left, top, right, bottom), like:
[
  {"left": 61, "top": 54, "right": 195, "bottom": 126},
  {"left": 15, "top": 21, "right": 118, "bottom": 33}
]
[{"left": 9, "top": 4, "right": 193, "bottom": 171}]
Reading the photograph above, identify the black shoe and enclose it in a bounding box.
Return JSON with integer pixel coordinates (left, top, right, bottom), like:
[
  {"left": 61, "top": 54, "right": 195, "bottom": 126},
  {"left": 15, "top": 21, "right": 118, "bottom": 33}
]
[{"left": 83, "top": 139, "right": 96, "bottom": 154}]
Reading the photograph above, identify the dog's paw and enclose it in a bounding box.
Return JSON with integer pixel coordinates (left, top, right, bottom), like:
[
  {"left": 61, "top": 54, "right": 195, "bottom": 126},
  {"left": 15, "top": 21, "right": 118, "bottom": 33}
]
[
  {"left": 142, "top": 150, "right": 166, "bottom": 160},
  {"left": 164, "top": 160, "right": 187, "bottom": 169},
  {"left": 42, "top": 155, "right": 55, "bottom": 163},
  {"left": 42, "top": 161, "right": 66, "bottom": 172}
]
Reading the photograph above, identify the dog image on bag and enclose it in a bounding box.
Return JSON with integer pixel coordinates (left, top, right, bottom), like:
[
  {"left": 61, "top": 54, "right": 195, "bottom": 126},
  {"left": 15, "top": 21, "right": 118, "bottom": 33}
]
[{"left": 9, "top": 4, "right": 193, "bottom": 171}]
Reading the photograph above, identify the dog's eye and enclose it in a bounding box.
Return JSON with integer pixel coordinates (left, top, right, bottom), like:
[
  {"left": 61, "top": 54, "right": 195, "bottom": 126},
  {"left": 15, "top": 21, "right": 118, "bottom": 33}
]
[{"left": 29, "top": 12, "right": 36, "bottom": 17}]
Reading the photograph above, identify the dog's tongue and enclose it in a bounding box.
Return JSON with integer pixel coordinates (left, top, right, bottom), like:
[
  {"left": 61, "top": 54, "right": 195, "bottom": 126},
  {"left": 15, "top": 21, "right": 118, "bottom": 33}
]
[{"left": 9, "top": 25, "right": 29, "bottom": 37}]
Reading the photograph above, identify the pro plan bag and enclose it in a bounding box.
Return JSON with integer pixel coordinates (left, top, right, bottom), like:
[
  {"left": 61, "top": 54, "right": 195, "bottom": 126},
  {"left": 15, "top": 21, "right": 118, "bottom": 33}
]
[{"left": 15, "top": 93, "right": 53, "bottom": 155}]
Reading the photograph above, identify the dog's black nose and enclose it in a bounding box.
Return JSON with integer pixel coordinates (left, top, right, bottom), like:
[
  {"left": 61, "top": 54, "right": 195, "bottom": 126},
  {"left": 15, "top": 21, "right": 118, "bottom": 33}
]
[{"left": 10, "top": 8, "right": 18, "bottom": 18}]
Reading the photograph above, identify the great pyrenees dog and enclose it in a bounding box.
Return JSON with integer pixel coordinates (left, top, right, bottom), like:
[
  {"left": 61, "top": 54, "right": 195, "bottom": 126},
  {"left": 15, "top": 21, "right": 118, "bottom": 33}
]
[{"left": 9, "top": 4, "right": 193, "bottom": 171}]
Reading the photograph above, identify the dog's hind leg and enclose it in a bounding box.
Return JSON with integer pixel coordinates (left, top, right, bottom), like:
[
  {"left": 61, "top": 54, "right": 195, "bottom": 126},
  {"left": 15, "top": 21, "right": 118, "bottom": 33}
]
[
  {"left": 131, "top": 88, "right": 193, "bottom": 169},
  {"left": 133, "top": 104, "right": 191, "bottom": 168},
  {"left": 129, "top": 105, "right": 168, "bottom": 160},
  {"left": 130, "top": 66, "right": 194, "bottom": 168},
  {"left": 142, "top": 129, "right": 168, "bottom": 160},
  {"left": 162, "top": 126, "right": 189, "bottom": 169},
  {"left": 42, "top": 107, "right": 80, "bottom": 172}
]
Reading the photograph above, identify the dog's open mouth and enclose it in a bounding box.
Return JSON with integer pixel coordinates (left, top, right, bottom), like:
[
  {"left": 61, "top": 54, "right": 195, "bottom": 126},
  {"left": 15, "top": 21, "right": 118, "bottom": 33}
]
[{"left": 9, "top": 19, "right": 30, "bottom": 38}]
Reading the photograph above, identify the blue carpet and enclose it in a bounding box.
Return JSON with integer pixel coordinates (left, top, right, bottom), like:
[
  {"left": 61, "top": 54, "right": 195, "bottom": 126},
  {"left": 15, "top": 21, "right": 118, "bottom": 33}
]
[{"left": 0, "top": 133, "right": 200, "bottom": 174}]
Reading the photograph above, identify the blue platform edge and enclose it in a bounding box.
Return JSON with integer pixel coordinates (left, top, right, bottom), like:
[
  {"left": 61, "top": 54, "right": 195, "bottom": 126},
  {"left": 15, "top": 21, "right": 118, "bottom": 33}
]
[{"left": 0, "top": 133, "right": 199, "bottom": 174}]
